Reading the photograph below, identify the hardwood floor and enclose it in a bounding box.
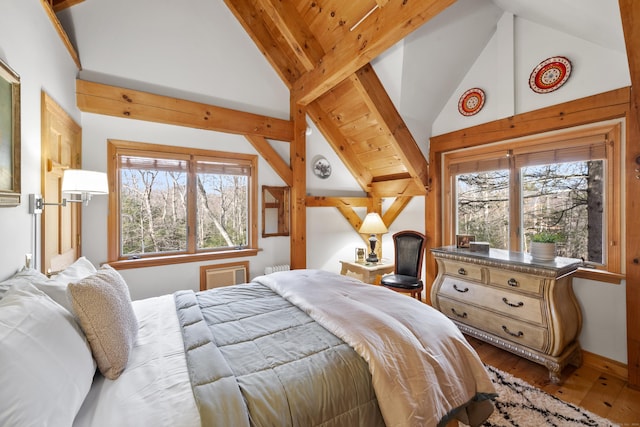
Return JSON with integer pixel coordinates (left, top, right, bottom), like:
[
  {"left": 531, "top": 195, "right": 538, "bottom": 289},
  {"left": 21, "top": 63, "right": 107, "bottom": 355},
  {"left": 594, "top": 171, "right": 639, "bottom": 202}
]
[{"left": 467, "top": 336, "right": 640, "bottom": 425}]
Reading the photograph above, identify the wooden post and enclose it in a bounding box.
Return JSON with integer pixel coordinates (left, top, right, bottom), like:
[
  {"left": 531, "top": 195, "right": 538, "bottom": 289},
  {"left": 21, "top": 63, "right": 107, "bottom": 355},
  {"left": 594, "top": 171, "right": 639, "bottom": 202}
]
[
  {"left": 620, "top": 0, "right": 640, "bottom": 389},
  {"left": 290, "top": 100, "right": 306, "bottom": 269}
]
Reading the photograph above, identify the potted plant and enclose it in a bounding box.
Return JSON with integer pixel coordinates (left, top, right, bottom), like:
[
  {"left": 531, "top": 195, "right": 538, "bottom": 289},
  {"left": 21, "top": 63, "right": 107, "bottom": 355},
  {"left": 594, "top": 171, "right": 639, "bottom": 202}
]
[{"left": 530, "top": 231, "right": 563, "bottom": 261}]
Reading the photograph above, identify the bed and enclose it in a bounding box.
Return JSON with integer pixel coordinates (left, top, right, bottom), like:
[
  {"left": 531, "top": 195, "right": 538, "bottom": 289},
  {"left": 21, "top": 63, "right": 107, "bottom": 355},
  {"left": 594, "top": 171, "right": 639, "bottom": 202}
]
[{"left": 0, "top": 258, "right": 496, "bottom": 427}]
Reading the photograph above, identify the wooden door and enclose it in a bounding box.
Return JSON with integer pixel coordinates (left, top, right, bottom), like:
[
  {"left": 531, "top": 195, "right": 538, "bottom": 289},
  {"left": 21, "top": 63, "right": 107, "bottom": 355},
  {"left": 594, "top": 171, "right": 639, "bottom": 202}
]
[{"left": 41, "top": 91, "right": 82, "bottom": 274}]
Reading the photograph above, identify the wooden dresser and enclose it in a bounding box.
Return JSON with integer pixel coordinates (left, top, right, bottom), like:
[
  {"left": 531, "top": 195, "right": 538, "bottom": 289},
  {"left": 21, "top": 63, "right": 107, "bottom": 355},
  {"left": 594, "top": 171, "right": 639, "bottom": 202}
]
[{"left": 430, "top": 246, "right": 583, "bottom": 383}]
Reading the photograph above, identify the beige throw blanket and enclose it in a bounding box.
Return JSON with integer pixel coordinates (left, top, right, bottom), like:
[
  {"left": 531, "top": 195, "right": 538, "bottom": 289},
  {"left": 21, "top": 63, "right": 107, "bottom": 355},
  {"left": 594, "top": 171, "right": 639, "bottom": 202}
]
[{"left": 254, "top": 269, "right": 495, "bottom": 427}]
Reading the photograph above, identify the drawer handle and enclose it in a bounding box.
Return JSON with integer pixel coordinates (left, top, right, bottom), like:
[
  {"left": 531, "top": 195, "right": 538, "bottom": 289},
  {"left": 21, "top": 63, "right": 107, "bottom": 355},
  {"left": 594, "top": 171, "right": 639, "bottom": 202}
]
[
  {"left": 451, "top": 308, "right": 468, "bottom": 318},
  {"left": 453, "top": 284, "right": 469, "bottom": 293},
  {"left": 502, "top": 325, "right": 524, "bottom": 338},
  {"left": 502, "top": 297, "right": 524, "bottom": 308},
  {"left": 507, "top": 278, "right": 519, "bottom": 287},
  {"left": 457, "top": 268, "right": 467, "bottom": 276}
]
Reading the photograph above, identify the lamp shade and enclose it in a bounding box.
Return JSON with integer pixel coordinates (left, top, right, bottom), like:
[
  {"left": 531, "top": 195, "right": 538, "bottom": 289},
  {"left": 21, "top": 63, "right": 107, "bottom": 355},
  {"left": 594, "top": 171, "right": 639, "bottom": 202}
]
[
  {"left": 359, "top": 213, "right": 388, "bottom": 234},
  {"left": 61, "top": 169, "right": 109, "bottom": 195}
]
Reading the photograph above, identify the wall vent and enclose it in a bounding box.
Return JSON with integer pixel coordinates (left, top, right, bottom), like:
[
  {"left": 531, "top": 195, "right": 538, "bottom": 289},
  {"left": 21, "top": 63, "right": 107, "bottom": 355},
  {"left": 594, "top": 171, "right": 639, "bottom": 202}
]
[
  {"left": 264, "top": 264, "right": 290, "bottom": 275},
  {"left": 200, "top": 261, "right": 249, "bottom": 291}
]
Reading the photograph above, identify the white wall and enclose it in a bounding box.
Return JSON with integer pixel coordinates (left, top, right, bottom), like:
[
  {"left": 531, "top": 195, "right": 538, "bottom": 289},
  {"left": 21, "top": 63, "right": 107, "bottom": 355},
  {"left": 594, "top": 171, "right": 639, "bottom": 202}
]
[
  {"left": 0, "top": 1, "right": 80, "bottom": 280},
  {"left": 433, "top": 14, "right": 630, "bottom": 134},
  {"left": 81, "top": 113, "right": 291, "bottom": 300},
  {"left": 431, "top": 14, "right": 630, "bottom": 363},
  {"left": 59, "top": 0, "right": 290, "bottom": 120}
]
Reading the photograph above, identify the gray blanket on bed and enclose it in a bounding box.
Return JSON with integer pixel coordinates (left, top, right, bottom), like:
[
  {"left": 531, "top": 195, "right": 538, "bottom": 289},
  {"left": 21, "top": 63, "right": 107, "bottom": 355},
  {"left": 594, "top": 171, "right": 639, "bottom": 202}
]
[{"left": 173, "top": 281, "right": 385, "bottom": 427}]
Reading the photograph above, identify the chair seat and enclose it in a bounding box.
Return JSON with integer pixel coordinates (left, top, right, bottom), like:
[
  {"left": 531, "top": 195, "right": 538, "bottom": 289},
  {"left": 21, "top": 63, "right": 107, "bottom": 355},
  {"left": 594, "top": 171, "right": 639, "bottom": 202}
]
[{"left": 380, "top": 274, "right": 423, "bottom": 290}]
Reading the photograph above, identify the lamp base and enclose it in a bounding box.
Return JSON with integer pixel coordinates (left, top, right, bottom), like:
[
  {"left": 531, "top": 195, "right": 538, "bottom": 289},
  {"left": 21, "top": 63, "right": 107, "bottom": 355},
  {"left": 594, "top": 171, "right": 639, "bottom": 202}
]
[{"left": 367, "top": 233, "right": 379, "bottom": 263}]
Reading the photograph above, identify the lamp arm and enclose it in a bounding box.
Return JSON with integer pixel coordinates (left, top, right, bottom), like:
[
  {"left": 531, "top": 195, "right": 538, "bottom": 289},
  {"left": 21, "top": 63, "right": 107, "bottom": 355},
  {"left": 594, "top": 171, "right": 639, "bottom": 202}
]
[{"left": 29, "top": 192, "right": 92, "bottom": 214}]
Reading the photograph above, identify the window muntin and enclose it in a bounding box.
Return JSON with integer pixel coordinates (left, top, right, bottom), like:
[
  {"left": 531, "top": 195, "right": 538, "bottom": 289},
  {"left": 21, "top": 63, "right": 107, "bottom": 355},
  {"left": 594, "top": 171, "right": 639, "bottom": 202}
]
[
  {"left": 108, "top": 140, "right": 257, "bottom": 262},
  {"left": 445, "top": 123, "right": 621, "bottom": 274}
]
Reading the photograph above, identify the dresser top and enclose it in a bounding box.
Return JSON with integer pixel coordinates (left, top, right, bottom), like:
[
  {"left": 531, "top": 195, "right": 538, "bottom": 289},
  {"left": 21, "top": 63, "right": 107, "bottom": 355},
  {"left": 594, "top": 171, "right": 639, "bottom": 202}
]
[{"left": 431, "top": 246, "right": 583, "bottom": 276}]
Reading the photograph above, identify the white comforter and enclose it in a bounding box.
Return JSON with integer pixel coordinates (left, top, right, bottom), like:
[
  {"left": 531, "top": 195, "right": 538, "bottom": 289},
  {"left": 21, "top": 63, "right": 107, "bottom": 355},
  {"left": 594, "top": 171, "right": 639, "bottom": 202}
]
[{"left": 254, "top": 269, "right": 496, "bottom": 427}]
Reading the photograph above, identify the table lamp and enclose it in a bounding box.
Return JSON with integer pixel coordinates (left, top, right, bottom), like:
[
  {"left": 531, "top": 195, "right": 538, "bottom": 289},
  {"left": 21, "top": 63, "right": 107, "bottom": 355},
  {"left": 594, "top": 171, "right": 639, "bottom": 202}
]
[{"left": 359, "top": 212, "right": 388, "bottom": 263}]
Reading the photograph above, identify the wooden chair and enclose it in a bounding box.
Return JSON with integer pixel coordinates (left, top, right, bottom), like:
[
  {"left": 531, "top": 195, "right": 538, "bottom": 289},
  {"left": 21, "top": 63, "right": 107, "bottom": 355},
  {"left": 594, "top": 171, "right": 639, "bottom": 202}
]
[{"left": 380, "top": 230, "right": 426, "bottom": 301}]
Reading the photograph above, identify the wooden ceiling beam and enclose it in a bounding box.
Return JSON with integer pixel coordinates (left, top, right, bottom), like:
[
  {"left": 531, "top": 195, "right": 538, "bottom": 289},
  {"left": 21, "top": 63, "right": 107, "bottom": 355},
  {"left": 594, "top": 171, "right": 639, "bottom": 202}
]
[
  {"left": 430, "top": 87, "right": 630, "bottom": 151},
  {"left": 370, "top": 178, "right": 426, "bottom": 197},
  {"left": 40, "top": 0, "right": 81, "bottom": 69},
  {"left": 223, "top": 0, "right": 303, "bottom": 86},
  {"left": 245, "top": 135, "right": 293, "bottom": 186},
  {"left": 307, "top": 102, "right": 373, "bottom": 191},
  {"left": 382, "top": 196, "right": 412, "bottom": 225},
  {"left": 619, "top": 0, "right": 640, "bottom": 115},
  {"left": 76, "top": 79, "right": 294, "bottom": 141},
  {"left": 253, "top": 0, "right": 325, "bottom": 72},
  {"left": 51, "top": 0, "right": 84, "bottom": 12},
  {"left": 292, "top": 0, "right": 456, "bottom": 105},
  {"left": 351, "top": 64, "right": 429, "bottom": 188},
  {"left": 305, "top": 196, "right": 370, "bottom": 208}
]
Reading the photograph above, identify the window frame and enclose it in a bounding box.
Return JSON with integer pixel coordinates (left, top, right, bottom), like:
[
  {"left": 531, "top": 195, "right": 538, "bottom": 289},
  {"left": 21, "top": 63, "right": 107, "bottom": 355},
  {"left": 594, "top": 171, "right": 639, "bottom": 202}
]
[
  {"left": 107, "top": 139, "right": 258, "bottom": 269},
  {"left": 442, "top": 122, "right": 622, "bottom": 277}
]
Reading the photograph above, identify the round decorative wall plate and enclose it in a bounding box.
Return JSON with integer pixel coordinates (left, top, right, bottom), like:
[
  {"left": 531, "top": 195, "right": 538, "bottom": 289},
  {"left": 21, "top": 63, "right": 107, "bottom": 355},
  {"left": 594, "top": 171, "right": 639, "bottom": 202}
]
[
  {"left": 529, "top": 56, "right": 572, "bottom": 94},
  {"left": 457, "top": 88, "right": 485, "bottom": 116},
  {"left": 312, "top": 155, "right": 331, "bottom": 179}
]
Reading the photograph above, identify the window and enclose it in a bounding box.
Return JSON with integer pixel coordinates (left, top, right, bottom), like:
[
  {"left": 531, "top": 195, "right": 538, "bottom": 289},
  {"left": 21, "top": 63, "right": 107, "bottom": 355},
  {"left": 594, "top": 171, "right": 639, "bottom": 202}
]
[
  {"left": 108, "top": 140, "right": 258, "bottom": 266},
  {"left": 444, "top": 123, "right": 621, "bottom": 274}
]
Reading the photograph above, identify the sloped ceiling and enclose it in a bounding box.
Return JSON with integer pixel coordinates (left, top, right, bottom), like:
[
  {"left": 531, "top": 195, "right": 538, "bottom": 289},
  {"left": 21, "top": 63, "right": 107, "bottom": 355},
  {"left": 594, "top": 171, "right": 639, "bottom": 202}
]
[
  {"left": 390, "top": 0, "right": 503, "bottom": 147},
  {"left": 222, "top": 0, "right": 457, "bottom": 197},
  {"left": 493, "top": 0, "right": 626, "bottom": 53},
  {"left": 56, "top": 0, "right": 630, "bottom": 197}
]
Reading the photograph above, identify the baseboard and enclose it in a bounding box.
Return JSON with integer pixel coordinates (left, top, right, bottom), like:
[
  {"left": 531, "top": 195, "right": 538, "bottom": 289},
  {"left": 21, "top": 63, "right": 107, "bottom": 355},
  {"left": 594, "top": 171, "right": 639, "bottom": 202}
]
[{"left": 581, "top": 350, "right": 628, "bottom": 381}]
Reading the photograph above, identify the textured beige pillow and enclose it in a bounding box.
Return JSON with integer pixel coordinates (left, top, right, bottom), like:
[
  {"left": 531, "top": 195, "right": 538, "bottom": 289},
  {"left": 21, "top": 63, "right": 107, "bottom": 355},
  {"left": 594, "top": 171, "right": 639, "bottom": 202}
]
[{"left": 68, "top": 265, "right": 138, "bottom": 380}]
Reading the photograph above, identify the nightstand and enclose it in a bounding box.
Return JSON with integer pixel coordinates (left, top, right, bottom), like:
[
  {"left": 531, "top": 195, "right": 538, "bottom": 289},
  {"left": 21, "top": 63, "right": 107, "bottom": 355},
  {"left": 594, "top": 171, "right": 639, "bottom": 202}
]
[{"left": 339, "top": 260, "right": 394, "bottom": 285}]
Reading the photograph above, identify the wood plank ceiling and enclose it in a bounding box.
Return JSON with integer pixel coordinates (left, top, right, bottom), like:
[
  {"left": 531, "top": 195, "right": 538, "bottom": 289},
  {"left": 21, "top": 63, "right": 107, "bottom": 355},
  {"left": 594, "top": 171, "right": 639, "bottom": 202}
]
[{"left": 224, "top": 0, "right": 454, "bottom": 198}]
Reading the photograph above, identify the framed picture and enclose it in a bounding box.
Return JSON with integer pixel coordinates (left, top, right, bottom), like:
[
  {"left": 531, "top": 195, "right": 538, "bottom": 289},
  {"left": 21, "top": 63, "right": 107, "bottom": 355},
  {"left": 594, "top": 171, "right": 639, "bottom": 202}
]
[
  {"left": 456, "top": 234, "right": 475, "bottom": 248},
  {"left": 0, "top": 58, "right": 20, "bottom": 207}
]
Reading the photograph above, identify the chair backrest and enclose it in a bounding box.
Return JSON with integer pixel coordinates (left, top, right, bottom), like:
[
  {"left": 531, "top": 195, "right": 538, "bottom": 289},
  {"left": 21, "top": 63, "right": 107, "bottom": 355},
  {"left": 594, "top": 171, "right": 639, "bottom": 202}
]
[{"left": 392, "top": 230, "right": 427, "bottom": 278}]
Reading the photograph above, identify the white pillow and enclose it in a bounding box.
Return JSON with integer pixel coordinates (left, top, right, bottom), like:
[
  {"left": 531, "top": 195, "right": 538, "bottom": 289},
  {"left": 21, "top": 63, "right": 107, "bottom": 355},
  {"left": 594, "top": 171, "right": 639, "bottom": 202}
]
[
  {"left": 0, "top": 283, "right": 96, "bottom": 426},
  {"left": 33, "top": 257, "right": 98, "bottom": 313},
  {"left": 0, "top": 268, "right": 49, "bottom": 299},
  {"left": 50, "top": 256, "right": 97, "bottom": 283}
]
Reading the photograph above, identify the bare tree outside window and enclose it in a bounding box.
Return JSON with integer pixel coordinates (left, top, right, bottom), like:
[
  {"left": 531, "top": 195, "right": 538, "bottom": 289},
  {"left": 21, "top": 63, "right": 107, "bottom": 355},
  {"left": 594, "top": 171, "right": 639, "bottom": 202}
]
[
  {"left": 456, "top": 160, "right": 604, "bottom": 265},
  {"left": 521, "top": 161, "right": 603, "bottom": 263},
  {"left": 118, "top": 153, "right": 251, "bottom": 258},
  {"left": 120, "top": 168, "right": 188, "bottom": 255},
  {"left": 196, "top": 173, "right": 248, "bottom": 250},
  {"left": 457, "top": 170, "right": 510, "bottom": 249}
]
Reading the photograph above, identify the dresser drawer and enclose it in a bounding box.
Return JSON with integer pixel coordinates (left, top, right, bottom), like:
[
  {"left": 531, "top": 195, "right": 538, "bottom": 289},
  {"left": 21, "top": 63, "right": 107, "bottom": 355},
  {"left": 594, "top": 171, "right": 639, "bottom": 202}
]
[
  {"left": 437, "top": 296, "right": 549, "bottom": 352},
  {"left": 438, "top": 277, "right": 544, "bottom": 325},
  {"left": 489, "top": 269, "right": 544, "bottom": 294},
  {"left": 439, "top": 259, "right": 485, "bottom": 282}
]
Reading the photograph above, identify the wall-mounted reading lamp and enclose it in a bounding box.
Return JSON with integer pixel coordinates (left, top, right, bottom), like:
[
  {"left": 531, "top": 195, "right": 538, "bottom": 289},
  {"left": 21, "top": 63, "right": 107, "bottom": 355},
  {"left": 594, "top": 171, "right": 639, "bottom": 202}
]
[{"left": 29, "top": 169, "right": 109, "bottom": 215}]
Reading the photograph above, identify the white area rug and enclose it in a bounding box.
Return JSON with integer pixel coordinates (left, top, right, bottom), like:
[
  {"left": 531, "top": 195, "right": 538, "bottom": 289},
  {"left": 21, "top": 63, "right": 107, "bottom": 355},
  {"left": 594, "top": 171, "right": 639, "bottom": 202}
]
[{"left": 481, "top": 365, "right": 619, "bottom": 427}]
